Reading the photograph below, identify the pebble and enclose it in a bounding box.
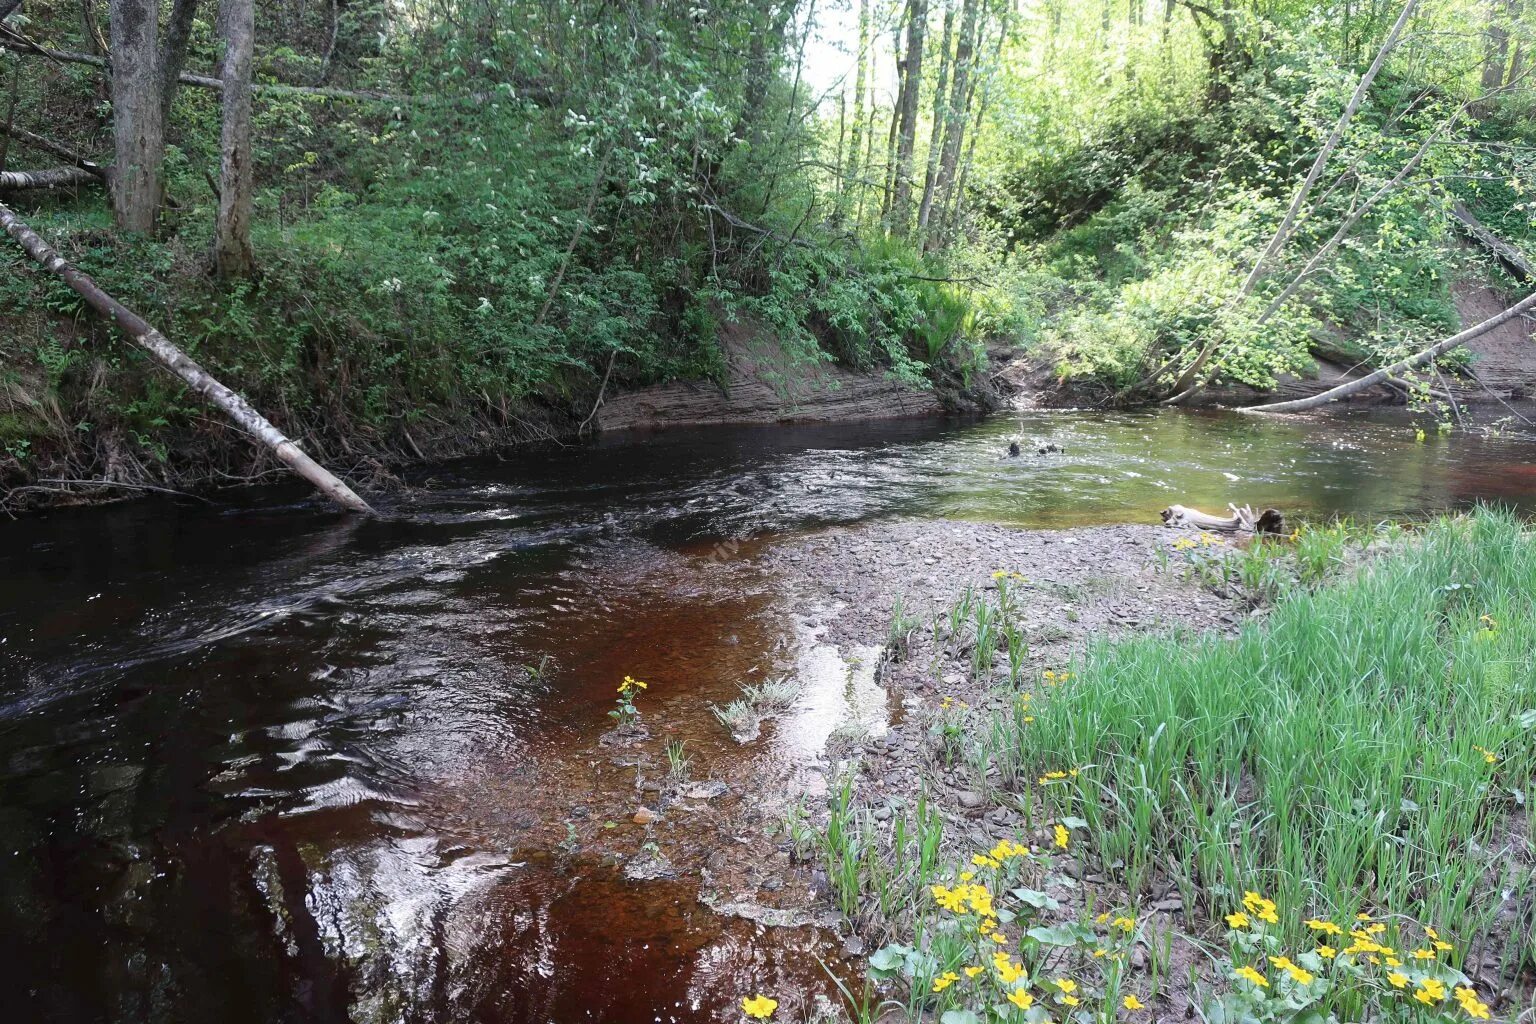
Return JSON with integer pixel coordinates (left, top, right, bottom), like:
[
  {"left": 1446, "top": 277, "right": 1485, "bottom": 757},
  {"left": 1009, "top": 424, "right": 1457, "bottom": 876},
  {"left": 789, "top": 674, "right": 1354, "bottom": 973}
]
[
  {"left": 632, "top": 807, "right": 657, "bottom": 825},
  {"left": 957, "top": 790, "right": 985, "bottom": 808}
]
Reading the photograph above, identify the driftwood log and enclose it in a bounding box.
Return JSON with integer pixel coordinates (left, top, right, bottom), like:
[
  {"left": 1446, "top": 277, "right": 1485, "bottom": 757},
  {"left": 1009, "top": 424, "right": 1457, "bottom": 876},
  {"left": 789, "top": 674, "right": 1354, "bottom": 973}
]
[
  {"left": 1161, "top": 504, "right": 1286, "bottom": 535},
  {"left": 0, "top": 199, "right": 375, "bottom": 515}
]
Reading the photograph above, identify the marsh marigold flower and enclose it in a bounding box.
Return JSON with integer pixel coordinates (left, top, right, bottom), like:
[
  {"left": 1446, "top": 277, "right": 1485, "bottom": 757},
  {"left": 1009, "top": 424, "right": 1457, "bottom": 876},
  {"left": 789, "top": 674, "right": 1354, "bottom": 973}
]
[
  {"left": 1007, "top": 989, "right": 1033, "bottom": 1010},
  {"left": 1455, "top": 986, "right": 1492, "bottom": 1020},
  {"left": 1225, "top": 911, "right": 1250, "bottom": 929},
  {"left": 1234, "top": 966, "right": 1269, "bottom": 988},
  {"left": 741, "top": 994, "right": 778, "bottom": 1019},
  {"left": 932, "top": 971, "right": 959, "bottom": 993},
  {"left": 1415, "top": 979, "right": 1448, "bottom": 1005},
  {"left": 1054, "top": 823, "right": 1069, "bottom": 849},
  {"left": 1123, "top": 995, "right": 1145, "bottom": 1011},
  {"left": 1241, "top": 890, "right": 1279, "bottom": 925}
]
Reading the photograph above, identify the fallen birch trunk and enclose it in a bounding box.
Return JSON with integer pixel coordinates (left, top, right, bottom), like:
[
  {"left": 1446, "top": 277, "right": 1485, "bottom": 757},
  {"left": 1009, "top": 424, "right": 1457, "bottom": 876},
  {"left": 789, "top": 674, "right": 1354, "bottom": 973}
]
[
  {"left": 1241, "top": 290, "right": 1536, "bottom": 415},
  {"left": 1161, "top": 504, "right": 1286, "bottom": 534},
  {"left": 0, "top": 166, "right": 98, "bottom": 189},
  {"left": 0, "top": 200, "right": 375, "bottom": 515},
  {"left": 0, "top": 124, "right": 110, "bottom": 179}
]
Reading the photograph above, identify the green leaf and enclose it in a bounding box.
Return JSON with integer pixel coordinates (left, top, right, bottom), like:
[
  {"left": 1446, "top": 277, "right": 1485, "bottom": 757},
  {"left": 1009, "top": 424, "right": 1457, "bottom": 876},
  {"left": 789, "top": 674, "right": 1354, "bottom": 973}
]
[
  {"left": 868, "top": 945, "right": 909, "bottom": 973},
  {"left": 1061, "top": 816, "right": 1089, "bottom": 829},
  {"left": 1027, "top": 922, "right": 1091, "bottom": 946},
  {"left": 941, "top": 1012, "right": 981, "bottom": 1024},
  {"left": 1011, "top": 888, "right": 1061, "bottom": 911}
]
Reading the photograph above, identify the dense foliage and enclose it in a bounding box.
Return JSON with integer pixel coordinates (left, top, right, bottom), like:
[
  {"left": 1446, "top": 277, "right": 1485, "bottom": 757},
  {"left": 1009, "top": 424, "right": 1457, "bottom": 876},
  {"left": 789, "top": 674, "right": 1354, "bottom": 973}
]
[{"left": 0, "top": 0, "right": 1532, "bottom": 489}]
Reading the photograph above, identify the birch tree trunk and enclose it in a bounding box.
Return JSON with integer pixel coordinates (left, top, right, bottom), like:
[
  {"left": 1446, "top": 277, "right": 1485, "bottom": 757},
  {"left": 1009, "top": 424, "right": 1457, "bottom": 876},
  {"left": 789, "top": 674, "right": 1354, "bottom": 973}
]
[
  {"left": 0, "top": 200, "right": 374, "bottom": 513},
  {"left": 212, "top": 0, "right": 254, "bottom": 278},
  {"left": 109, "top": 0, "right": 163, "bottom": 233},
  {"left": 1236, "top": 0, "right": 1418, "bottom": 300},
  {"left": 0, "top": 166, "right": 98, "bottom": 188},
  {"left": 1164, "top": 0, "right": 1418, "bottom": 401},
  {"left": 1241, "top": 290, "right": 1536, "bottom": 414}
]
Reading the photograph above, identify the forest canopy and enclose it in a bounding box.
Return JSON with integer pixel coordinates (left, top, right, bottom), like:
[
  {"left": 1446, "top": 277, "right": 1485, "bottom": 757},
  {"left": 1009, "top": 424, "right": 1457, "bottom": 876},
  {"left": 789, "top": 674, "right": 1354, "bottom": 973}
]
[{"left": 0, "top": 0, "right": 1532, "bottom": 488}]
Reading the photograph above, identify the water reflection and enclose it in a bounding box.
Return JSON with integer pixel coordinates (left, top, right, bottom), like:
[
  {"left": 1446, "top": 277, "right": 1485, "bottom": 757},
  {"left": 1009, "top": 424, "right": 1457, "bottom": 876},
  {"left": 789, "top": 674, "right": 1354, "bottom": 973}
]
[{"left": 4, "top": 407, "right": 1536, "bottom": 1022}]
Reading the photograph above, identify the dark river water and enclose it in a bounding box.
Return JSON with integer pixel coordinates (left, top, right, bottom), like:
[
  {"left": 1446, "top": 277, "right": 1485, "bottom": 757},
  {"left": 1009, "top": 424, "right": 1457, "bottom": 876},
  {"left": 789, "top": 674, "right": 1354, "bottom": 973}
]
[{"left": 6, "top": 408, "right": 1536, "bottom": 1023}]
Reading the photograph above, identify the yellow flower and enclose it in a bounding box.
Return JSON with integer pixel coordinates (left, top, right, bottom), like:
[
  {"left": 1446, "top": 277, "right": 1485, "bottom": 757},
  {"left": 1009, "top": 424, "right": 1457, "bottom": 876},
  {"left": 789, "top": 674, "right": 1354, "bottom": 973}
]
[
  {"left": 964, "top": 966, "right": 984, "bottom": 978},
  {"left": 959, "top": 871, "right": 974, "bottom": 882},
  {"left": 1386, "top": 972, "right": 1409, "bottom": 989},
  {"left": 1305, "top": 918, "right": 1342, "bottom": 936},
  {"left": 1054, "top": 978, "right": 1077, "bottom": 994},
  {"left": 1268, "top": 956, "right": 1314, "bottom": 985},
  {"left": 741, "top": 994, "right": 778, "bottom": 1019},
  {"left": 1411, "top": 948, "right": 1436, "bottom": 960},
  {"left": 1425, "top": 926, "right": 1440, "bottom": 940},
  {"left": 1039, "top": 770, "right": 1068, "bottom": 783},
  {"left": 997, "top": 958, "right": 1025, "bottom": 984},
  {"left": 1053, "top": 823, "right": 1069, "bottom": 849},
  {"left": 1234, "top": 966, "right": 1269, "bottom": 988},
  {"left": 1433, "top": 940, "right": 1453, "bottom": 951},
  {"left": 1317, "top": 945, "right": 1336, "bottom": 959},
  {"left": 1241, "top": 891, "right": 1279, "bottom": 925},
  {"left": 932, "top": 971, "right": 960, "bottom": 993},
  {"left": 1356, "top": 912, "right": 1373, "bottom": 921},
  {"left": 1226, "top": 912, "right": 1250, "bottom": 929},
  {"left": 1007, "top": 989, "right": 1034, "bottom": 1010},
  {"left": 1111, "top": 916, "right": 1136, "bottom": 933},
  {"left": 1061, "top": 995, "right": 1080, "bottom": 1007},
  {"left": 1123, "top": 995, "right": 1145, "bottom": 1011},
  {"left": 972, "top": 854, "right": 1001, "bottom": 869},
  {"left": 1384, "top": 956, "right": 1402, "bottom": 967},
  {"left": 1414, "top": 979, "right": 1447, "bottom": 1005},
  {"left": 1455, "top": 986, "right": 1492, "bottom": 1020}
]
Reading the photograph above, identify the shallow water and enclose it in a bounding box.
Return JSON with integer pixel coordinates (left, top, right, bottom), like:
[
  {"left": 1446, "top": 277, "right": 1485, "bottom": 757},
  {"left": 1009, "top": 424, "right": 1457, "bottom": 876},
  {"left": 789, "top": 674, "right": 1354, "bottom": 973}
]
[{"left": 5, "top": 408, "right": 1536, "bottom": 1023}]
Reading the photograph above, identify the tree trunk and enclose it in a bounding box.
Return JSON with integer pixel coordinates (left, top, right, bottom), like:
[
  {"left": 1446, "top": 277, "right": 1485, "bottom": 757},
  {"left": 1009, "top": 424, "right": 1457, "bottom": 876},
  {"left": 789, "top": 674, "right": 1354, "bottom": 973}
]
[
  {"left": 1165, "top": 0, "right": 1418, "bottom": 401},
  {"left": 0, "top": 166, "right": 98, "bottom": 188},
  {"left": 109, "top": 0, "right": 164, "bottom": 233},
  {"left": 212, "top": 0, "right": 254, "bottom": 278},
  {"left": 0, "top": 199, "right": 374, "bottom": 513},
  {"left": 159, "top": 0, "right": 200, "bottom": 123},
  {"left": 1258, "top": 105, "right": 1463, "bottom": 323},
  {"left": 1241, "top": 290, "right": 1536, "bottom": 414},
  {"left": 1481, "top": 0, "right": 1514, "bottom": 92},
  {"left": 0, "top": 123, "right": 109, "bottom": 178},
  {"left": 845, "top": 0, "right": 869, "bottom": 206},
  {"left": 930, "top": 0, "right": 978, "bottom": 247},
  {"left": 916, "top": 0, "right": 954, "bottom": 237},
  {"left": 889, "top": 0, "right": 927, "bottom": 235}
]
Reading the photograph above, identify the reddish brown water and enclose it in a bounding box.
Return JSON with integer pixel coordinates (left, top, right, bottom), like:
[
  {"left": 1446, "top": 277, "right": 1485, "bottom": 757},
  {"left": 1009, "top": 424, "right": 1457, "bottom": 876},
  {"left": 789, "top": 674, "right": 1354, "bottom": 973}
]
[{"left": 6, "top": 410, "right": 1536, "bottom": 1023}]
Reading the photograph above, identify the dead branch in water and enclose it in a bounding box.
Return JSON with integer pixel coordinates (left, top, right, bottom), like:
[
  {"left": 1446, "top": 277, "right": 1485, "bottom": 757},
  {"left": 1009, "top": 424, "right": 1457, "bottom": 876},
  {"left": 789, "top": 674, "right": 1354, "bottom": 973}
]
[{"left": 1242, "top": 290, "right": 1536, "bottom": 414}]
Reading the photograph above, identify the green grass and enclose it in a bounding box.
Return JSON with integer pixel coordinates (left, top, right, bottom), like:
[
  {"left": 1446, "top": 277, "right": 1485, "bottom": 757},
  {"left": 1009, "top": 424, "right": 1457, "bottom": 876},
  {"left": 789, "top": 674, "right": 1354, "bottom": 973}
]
[
  {"left": 1003, "top": 510, "right": 1536, "bottom": 981},
  {"left": 821, "top": 512, "right": 1532, "bottom": 1021}
]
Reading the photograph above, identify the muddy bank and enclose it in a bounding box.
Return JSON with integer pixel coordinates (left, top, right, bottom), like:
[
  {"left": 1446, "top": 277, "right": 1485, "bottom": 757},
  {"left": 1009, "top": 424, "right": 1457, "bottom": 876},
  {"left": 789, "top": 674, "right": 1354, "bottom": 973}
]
[
  {"left": 596, "top": 322, "right": 952, "bottom": 432},
  {"left": 996, "top": 273, "right": 1536, "bottom": 412}
]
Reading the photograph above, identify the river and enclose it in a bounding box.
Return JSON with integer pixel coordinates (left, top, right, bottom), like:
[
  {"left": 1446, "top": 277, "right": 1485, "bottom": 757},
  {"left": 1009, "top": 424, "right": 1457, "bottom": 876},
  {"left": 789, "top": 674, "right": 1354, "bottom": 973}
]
[{"left": 5, "top": 409, "right": 1536, "bottom": 1023}]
